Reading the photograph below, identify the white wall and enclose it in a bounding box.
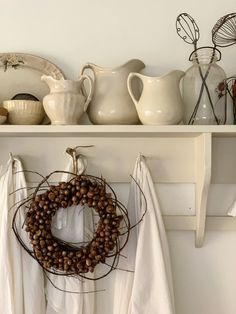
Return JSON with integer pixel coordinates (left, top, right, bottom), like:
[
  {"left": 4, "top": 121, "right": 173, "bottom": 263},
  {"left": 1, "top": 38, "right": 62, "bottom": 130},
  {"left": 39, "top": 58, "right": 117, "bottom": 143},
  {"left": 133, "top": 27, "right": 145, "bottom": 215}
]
[
  {"left": 2, "top": 0, "right": 236, "bottom": 313},
  {"left": 2, "top": 0, "right": 236, "bottom": 78}
]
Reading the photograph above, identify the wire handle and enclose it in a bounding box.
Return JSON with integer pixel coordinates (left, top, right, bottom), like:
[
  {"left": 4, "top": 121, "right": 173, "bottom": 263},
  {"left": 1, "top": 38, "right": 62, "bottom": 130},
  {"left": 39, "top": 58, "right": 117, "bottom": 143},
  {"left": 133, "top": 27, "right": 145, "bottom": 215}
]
[{"left": 189, "top": 46, "right": 222, "bottom": 61}]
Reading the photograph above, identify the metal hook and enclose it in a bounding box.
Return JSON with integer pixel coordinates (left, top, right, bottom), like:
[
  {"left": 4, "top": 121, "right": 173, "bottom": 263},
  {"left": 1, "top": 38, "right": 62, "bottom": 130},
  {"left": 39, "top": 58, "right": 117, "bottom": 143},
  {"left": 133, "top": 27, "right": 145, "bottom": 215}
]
[
  {"left": 66, "top": 145, "right": 93, "bottom": 174},
  {"left": 138, "top": 152, "right": 146, "bottom": 160},
  {"left": 9, "top": 152, "right": 14, "bottom": 162},
  {"left": 9, "top": 152, "right": 16, "bottom": 168},
  {"left": 66, "top": 148, "right": 78, "bottom": 174},
  {"left": 138, "top": 153, "right": 146, "bottom": 171}
]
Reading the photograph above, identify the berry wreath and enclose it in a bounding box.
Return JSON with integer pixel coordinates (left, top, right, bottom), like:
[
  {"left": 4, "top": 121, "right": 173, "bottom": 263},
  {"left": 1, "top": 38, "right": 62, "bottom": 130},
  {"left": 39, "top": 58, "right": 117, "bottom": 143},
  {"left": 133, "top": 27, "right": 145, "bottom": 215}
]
[{"left": 13, "top": 171, "right": 133, "bottom": 281}]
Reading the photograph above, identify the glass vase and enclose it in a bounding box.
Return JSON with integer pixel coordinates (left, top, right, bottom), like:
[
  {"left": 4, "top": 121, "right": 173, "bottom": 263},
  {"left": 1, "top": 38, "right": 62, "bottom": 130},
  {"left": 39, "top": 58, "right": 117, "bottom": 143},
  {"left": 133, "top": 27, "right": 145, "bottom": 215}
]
[{"left": 182, "top": 47, "right": 228, "bottom": 125}]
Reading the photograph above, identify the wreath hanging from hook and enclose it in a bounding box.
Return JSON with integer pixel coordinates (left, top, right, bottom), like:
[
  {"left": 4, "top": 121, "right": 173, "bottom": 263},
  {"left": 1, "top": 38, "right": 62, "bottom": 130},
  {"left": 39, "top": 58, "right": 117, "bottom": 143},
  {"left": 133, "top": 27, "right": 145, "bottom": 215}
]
[{"left": 12, "top": 146, "right": 146, "bottom": 283}]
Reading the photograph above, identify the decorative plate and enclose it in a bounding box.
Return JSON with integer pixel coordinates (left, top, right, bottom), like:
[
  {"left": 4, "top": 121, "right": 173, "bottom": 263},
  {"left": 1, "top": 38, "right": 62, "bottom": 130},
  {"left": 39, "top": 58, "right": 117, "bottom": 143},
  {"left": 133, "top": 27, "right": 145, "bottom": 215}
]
[{"left": 0, "top": 53, "right": 65, "bottom": 102}]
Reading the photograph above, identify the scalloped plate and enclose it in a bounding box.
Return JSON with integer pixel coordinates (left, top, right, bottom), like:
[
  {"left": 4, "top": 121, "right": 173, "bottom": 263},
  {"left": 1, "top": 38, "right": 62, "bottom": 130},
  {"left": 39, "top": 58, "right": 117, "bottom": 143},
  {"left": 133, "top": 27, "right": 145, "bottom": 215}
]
[{"left": 0, "top": 53, "right": 65, "bottom": 102}]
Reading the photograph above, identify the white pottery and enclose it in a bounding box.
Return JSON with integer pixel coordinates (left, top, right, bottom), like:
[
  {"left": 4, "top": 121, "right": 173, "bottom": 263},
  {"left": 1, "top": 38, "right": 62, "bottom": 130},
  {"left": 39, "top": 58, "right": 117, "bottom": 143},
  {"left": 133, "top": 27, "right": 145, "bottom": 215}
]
[
  {"left": 0, "top": 107, "right": 7, "bottom": 124},
  {"left": 127, "top": 70, "right": 184, "bottom": 125},
  {"left": 0, "top": 116, "right": 6, "bottom": 124},
  {"left": 0, "top": 53, "right": 64, "bottom": 104},
  {"left": 41, "top": 74, "right": 94, "bottom": 125},
  {"left": 3, "top": 100, "right": 45, "bottom": 125},
  {"left": 80, "top": 59, "right": 145, "bottom": 124}
]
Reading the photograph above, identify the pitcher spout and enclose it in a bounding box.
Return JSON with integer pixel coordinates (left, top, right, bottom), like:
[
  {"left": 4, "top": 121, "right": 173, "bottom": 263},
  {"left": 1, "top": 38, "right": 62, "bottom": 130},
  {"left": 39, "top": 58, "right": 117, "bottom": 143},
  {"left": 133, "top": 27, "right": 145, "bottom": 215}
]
[
  {"left": 167, "top": 70, "right": 185, "bottom": 83},
  {"left": 41, "top": 75, "right": 58, "bottom": 90},
  {"left": 124, "top": 59, "right": 145, "bottom": 72},
  {"left": 81, "top": 59, "right": 145, "bottom": 74}
]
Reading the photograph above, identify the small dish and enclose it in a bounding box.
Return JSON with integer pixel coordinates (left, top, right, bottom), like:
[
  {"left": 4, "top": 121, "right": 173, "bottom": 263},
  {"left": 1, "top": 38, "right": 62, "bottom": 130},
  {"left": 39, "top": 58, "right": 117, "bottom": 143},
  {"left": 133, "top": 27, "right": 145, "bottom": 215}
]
[
  {"left": 3, "top": 99, "right": 45, "bottom": 125},
  {"left": 0, "top": 53, "right": 65, "bottom": 104}
]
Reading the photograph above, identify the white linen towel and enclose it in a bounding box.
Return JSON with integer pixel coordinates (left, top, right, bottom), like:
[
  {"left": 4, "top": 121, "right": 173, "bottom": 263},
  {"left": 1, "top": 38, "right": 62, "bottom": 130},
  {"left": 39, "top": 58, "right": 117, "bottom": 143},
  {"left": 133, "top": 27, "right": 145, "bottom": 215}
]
[
  {"left": 113, "top": 155, "right": 175, "bottom": 314},
  {"left": 46, "top": 155, "right": 95, "bottom": 314},
  {"left": 0, "top": 156, "right": 46, "bottom": 314},
  {"left": 227, "top": 199, "right": 236, "bottom": 217}
]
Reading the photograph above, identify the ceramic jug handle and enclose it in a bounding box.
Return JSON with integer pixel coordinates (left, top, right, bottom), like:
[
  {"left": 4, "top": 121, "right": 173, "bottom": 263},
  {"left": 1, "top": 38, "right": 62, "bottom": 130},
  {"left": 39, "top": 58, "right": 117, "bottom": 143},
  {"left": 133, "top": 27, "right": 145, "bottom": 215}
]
[
  {"left": 80, "top": 64, "right": 95, "bottom": 99},
  {"left": 80, "top": 74, "right": 94, "bottom": 112},
  {"left": 127, "top": 72, "right": 143, "bottom": 108},
  {"left": 80, "top": 63, "right": 94, "bottom": 75}
]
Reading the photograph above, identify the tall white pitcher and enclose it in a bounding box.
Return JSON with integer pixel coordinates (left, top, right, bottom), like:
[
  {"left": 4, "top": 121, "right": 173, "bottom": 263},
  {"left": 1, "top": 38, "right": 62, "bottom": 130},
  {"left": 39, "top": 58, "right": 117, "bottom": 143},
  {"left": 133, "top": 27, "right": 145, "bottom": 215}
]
[{"left": 81, "top": 59, "right": 145, "bottom": 124}]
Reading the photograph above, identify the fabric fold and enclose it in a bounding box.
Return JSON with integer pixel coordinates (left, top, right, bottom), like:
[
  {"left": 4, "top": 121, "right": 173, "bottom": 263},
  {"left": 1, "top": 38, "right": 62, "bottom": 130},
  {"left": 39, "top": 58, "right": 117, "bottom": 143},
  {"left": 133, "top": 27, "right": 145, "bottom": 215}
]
[
  {"left": 113, "top": 155, "right": 175, "bottom": 314},
  {"left": 227, "top": 199, "right": 236, "bottom": 217},
  {"left": 46, "top": 155, "right": 95, "bottom": 314},
  {"left": 0, "top": 156, "right": 46, "bottom": 314}
]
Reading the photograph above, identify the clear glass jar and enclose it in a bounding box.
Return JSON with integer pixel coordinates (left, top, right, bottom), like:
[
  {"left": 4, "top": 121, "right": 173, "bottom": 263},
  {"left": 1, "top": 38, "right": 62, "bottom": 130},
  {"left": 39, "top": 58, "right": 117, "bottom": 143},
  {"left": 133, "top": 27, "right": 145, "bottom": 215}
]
[{"left": 182, "top": 47, "right": 227, "bottom": 125}]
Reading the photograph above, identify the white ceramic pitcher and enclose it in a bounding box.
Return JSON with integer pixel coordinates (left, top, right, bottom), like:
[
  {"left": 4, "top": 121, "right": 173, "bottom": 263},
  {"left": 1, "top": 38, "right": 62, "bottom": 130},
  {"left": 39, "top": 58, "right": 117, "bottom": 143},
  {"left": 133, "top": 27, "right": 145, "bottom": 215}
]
[
  {"left": 41, "top": 75, "right": 93, "bottom": 125},
  {"left": 81, "top": 59, "right": 145, "bottom": 124},
  {"left": 127, "top": 70, "right": 184, "bottom": 125}
]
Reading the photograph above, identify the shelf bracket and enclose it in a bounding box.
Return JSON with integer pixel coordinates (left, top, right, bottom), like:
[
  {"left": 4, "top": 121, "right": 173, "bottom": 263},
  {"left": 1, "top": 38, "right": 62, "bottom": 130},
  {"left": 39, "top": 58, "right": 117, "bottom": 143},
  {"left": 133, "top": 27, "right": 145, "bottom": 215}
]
[{"left": 195, "top": 133, "right": 212, "bottom": 247}]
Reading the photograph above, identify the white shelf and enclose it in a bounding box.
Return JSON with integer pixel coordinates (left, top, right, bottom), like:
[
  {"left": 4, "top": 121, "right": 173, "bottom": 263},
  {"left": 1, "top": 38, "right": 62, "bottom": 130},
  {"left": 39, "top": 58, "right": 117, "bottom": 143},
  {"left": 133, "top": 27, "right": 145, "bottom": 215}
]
[
  {"left": 0, "top": 124, "right": 236, "bottom": 137},
  {"left": 1, "top": 124, "right": 236, "bottom": 247},
  {"left": 163, "top": 216, "right": 236, "bottom": 231}
]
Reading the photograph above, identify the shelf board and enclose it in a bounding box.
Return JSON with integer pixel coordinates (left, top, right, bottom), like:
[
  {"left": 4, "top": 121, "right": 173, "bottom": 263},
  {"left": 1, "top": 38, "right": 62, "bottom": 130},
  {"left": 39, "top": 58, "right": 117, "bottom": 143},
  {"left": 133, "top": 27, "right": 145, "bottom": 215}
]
[
  {"left": 0, "top": 125, "right": 236, "bottom": 137},
  {"left": 164, "top": 215, "right": 236, "bottom": 231}
]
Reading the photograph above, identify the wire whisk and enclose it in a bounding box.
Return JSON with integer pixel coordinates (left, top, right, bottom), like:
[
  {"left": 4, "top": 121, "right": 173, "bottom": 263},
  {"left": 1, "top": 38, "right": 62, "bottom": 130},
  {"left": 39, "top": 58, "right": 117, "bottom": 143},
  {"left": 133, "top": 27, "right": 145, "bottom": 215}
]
[
  {"left": 176, "top": 13, "right": 200, "bottom": 46},
  {"left": 212, "top": 13, "right": 236, "bottom": 47}
]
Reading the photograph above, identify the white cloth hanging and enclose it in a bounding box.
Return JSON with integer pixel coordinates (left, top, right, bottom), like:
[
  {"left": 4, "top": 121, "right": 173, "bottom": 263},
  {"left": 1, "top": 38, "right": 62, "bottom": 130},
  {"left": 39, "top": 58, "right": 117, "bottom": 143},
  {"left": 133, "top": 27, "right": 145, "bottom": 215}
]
[
  {"left": 227, "top": 199, "right": 236, "bottom": 217},
  {"left": 0, "top": 156, "right": 46, "bottom": 314},
  {"left": 46, "top": 155, "right": 95, "bottom": 314},
  {"left": 113, "top": 155, "right": 175, "bottom": 314},
  {"left": 112, "top": 163, "right": 139, "bottom": 314}
]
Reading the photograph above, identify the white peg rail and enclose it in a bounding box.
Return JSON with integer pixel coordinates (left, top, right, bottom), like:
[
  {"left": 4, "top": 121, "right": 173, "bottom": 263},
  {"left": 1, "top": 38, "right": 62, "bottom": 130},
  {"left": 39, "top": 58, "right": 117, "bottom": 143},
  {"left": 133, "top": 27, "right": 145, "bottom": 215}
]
[{"left": 1, "top": 124, "right": 236, "bottom": 247}]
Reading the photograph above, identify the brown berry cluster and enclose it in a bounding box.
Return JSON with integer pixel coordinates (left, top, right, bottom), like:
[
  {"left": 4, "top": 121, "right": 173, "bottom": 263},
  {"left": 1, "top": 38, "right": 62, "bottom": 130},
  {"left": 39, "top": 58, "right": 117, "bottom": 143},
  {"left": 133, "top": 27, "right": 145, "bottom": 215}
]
[{"left": 25, "top": 175, "right": 123, "bottom": 274}]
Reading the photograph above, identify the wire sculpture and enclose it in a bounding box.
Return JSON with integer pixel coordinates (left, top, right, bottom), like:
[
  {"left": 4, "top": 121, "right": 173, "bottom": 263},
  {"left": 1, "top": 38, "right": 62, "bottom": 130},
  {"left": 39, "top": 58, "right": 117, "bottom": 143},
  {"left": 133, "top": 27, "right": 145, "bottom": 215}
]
[
  {"left": 176, "top": 13, "right": 219, "bottom": 124},
  {"left": 176, "top": 12, "right": 236, "bottom": 125},
  {"left": 212, "top": 13, "right": 236, "bottom": 47},
  {"left": 176, "top": 13, "right": 200, "bottom": 46}
]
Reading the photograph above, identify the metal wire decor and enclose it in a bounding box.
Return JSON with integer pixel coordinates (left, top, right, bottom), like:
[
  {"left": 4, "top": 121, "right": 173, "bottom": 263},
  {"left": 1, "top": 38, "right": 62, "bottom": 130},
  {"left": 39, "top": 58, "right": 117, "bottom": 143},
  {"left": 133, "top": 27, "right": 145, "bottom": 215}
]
[
  {"left": 176, "top": 12, "right": 236, "bottom": 125},
  {"left": 212, "top": 13, "right": 236, "bottom": 47}
]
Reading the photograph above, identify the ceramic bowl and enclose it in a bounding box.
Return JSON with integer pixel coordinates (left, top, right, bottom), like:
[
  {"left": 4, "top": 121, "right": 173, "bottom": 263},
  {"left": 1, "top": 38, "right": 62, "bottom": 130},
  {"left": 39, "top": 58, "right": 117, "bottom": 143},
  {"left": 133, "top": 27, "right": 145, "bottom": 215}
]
[
  {"left": 0, "top": 115, "right": 7, "bottom": 124},
  {"left": 3, "top": 100, "right": 45, "bottom": 125},
  {"left": 0, "top": 107, "right": 8, "bottom": 124}
]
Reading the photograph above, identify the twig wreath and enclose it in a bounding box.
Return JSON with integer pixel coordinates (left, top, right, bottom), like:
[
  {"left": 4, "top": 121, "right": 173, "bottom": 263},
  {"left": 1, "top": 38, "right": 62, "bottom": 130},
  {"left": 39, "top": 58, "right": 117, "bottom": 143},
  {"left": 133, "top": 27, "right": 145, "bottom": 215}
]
[{"left": 12, "top": 148, "right": 146, "bottom": 286}]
